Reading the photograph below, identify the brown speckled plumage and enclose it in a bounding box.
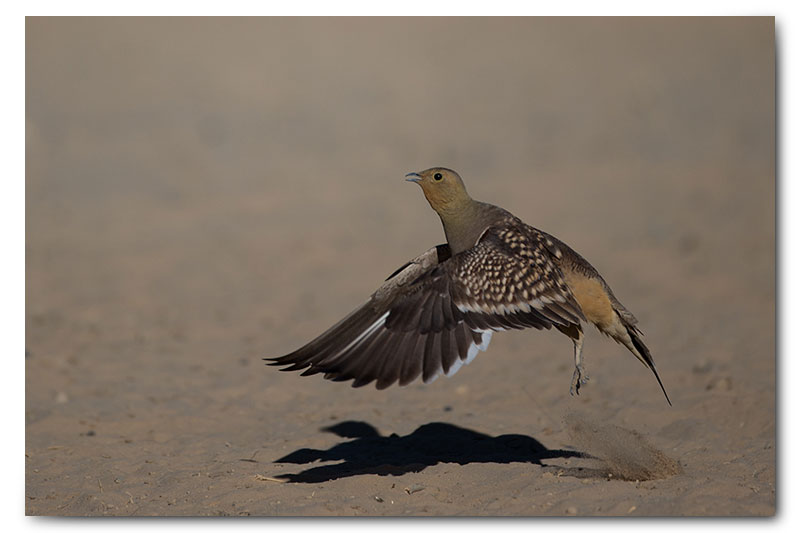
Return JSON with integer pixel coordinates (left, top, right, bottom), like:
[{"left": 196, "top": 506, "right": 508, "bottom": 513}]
[{"left": 266, "top": 167, "right": 670, "bottom": 404}]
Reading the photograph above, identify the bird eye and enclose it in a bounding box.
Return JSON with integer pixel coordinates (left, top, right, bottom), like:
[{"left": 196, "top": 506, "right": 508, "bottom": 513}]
[{"left": 433, "top": 172, "right": 443, "bottom": 181}]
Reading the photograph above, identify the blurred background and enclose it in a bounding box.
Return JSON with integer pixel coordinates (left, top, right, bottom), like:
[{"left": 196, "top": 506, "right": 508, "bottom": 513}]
[{"left": 26, "top": 17, "right": 774, "bottom": 515}]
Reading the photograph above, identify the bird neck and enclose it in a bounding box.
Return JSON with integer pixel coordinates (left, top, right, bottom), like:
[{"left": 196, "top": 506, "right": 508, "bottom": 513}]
[{"left": 438, "top": 200, "right": 499, "bottom": 255}]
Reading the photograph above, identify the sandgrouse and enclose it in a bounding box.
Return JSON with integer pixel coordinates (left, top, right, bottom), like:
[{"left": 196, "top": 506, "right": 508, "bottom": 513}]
[{"left": 267, "top": 167, "right": 670, "bottom": 404}]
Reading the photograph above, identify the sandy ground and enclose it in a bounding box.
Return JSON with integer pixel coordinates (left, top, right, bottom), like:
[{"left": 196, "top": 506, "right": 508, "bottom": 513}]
[{"left": 25, "top": 17, "right": 775, "bottom": 516}]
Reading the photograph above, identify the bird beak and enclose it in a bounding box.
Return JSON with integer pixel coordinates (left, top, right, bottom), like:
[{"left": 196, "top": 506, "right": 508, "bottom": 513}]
[{"left": 405, "top": 172, "right": 422, "bottom": 183}]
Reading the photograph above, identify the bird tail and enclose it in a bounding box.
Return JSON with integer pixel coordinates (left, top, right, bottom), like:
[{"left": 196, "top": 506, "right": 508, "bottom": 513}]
[{"left": 625, "top": 324, "right": 672, "bottom": 406}]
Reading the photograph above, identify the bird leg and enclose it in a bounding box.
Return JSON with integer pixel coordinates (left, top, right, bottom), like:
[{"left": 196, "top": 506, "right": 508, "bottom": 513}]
[{"left": 568, "top": 329, "right": 588, "bottom": 396}]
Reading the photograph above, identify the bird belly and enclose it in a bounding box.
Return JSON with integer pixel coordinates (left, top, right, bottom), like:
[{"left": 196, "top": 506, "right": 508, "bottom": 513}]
[{"left": 563, "top": 270, "right": 615, "bottom": 330}]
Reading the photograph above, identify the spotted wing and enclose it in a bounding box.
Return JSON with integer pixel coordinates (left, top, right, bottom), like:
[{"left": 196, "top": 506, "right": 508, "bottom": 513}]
[{"left": 445, "top": 223, "right": 586, "bottom": 332}]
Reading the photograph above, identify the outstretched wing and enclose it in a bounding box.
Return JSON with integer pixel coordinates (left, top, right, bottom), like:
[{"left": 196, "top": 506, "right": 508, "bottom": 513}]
[
  {"left": 266, "top": 244, "right": 490, "bottom": 389},
  {"left": 267, "top": 223, "right": 585, "bottom": 389}
]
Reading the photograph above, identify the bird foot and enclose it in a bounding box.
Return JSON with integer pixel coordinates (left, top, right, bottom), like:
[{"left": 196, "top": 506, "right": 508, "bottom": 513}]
[{"left": 569, "top": 364, "right": 589, "bottom": 396}]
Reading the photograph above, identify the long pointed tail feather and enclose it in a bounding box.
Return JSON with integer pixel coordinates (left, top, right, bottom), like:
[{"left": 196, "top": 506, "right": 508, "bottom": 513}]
[{"left": 627, "top": 326, "right": 672, "bottom": 406}]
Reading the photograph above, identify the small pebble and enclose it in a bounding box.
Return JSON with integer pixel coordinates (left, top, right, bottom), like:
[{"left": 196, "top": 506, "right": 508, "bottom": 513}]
[
  {"left": 706, "top": 376, "right": 732, "bottom": 391},
  {"left": 404, "top": 484, "right": 425, "bottom": 494},
  {"left": 692, "top": 359, "right": 712, "bottom": 374}
]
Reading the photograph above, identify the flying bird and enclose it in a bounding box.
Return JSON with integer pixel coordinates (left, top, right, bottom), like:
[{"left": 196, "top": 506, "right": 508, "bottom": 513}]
[{"left": 266, "top": 168, "right": 670, "bottom": 404}]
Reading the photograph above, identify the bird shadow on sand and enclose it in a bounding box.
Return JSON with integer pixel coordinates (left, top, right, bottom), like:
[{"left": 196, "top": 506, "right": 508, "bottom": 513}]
[{"left": 272, "top": 420, "right": 585, "bottom": 483}]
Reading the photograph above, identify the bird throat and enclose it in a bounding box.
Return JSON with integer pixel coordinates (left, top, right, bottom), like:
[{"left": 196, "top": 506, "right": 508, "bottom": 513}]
[{"left": 437, "top": 199, "right": 492, "bottom": 255}]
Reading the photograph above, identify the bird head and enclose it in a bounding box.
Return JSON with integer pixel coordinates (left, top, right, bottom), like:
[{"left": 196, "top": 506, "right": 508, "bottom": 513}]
[{"left": 405, "top": 167, "right": 472, "bottom": 214}]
